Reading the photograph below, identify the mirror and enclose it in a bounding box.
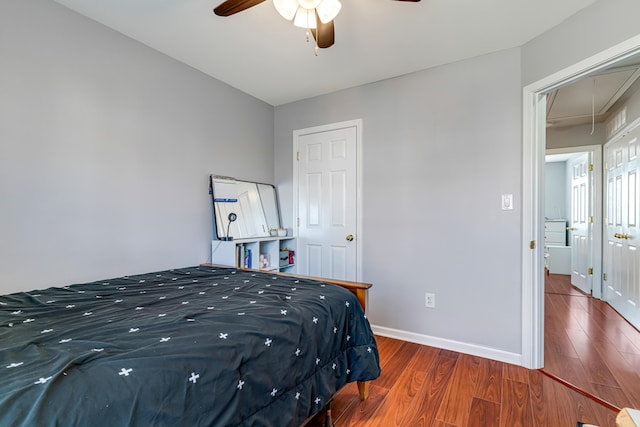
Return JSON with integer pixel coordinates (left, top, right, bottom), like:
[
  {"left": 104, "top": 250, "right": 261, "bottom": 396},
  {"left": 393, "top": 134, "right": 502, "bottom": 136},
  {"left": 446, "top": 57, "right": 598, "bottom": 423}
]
[{"left": 210, "top": 175, "right": 281, "bottom": 240}]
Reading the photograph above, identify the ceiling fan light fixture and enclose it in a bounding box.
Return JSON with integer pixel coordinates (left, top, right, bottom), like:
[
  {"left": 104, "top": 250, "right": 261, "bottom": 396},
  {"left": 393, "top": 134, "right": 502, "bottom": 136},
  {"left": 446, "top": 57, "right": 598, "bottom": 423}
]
[
  {"left": 273, "top": 0, "right": 297, "bottom": 20},
  {"left": 297, "top": 0, "right": 322, "bottom": 9},
  {"left": 293, "top": 7, "right": 317, "bottom": 29},
  {"left": 214, "top": 0, "right": 419, "bottom": 51},
  {"left": 316, "top": 0, "right": 341, "bottom": 23}
]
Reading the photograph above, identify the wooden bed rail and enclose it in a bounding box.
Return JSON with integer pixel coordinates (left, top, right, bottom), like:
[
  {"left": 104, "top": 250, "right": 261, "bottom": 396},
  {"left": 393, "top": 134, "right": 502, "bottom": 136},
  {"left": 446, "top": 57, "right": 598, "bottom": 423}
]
[
  {"left": 277, "top": 272, "right": 372, "bottom": 313},
  {"left": 200, "top": 264, "right": 372, "bottom": 312}
]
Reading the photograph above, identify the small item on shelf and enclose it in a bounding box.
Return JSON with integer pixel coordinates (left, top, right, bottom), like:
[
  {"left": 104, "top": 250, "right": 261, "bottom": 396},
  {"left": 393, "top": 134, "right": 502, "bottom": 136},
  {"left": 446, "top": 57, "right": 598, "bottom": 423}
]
[
  {"left": 288, "top": 250, "right": 295, "bottom": 265},
  {"left": 269, "top": 228, "right": 288, "bottom": 237},
  {"left": 279, "top": 250, "right": 290, "bottom": 268},
  {"left": 235, "top": 244, "right": 243, "bottom": 268},
  {"left": 244, "top": 248, "right": 252, "bottom": 269},
  {"left": 221, "top": 212, "right": 237, "bottom": 241},
  {"left": 259, "top": 253, "right": 269, "bottom": 269}
]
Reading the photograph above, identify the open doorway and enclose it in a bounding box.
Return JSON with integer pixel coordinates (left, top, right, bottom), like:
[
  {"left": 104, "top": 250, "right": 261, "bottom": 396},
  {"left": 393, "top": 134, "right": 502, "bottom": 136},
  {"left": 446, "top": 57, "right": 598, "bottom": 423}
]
[
  {"left": 522, "top": 35, "right": 640, "bottom": 368},
  {"left": 541, "top": 144, "right": 640, "bottom": 410},
  {"left": 544, "top": 145, "right": 603, "bottom": 298},
  {"left": 523, "top": 34, "right": 640, "bottom": 409}
]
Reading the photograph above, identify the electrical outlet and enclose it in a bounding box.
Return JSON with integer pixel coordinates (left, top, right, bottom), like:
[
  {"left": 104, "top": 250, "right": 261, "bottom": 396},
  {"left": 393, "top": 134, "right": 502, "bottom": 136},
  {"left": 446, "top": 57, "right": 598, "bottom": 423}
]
[{"left": 425, "top": 293, "right": 435, "bottom": 308}]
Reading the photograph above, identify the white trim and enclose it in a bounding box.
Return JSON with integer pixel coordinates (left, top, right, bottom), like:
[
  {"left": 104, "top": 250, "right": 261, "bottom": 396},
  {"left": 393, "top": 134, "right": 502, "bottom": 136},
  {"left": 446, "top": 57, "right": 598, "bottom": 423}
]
[
  {"left": 522, "top": 34, "right": 640, "bottom": 369},
  {"left": 292, "top": 119, "right": 364, "bottom": 282},
  {"left": 546, "top": 144, "right": 602, "bottom": 155},
  {"left": 606, "top": 116, "right": 640, "bottom": 146},
  {"left": 545, "top": 144, "right": 603, "bottom": 299},
  {"left": 372, "top": 325, "right": 522, "bottom": 366},
  {"left": 521, "top": 90, "right": 546, "bottom": 369}
]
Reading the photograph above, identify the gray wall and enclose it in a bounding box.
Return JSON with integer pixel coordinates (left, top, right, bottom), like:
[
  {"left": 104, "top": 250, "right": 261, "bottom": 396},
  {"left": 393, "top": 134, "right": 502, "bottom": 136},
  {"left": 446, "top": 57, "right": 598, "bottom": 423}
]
[
  {"left": 275, "top": 48, "right": 523, "bottom": 354},
  {"left": 274, "top": 0, "right": 640, "bottom": 357},
  {"left": 522, "top": 0, "right": 640, "bottom": 87},
  {"left": 544, "top": 162, "right": 567, "bottom": 220},
  {"left": 547, "top": 123, "right": 605, "bottom": 149},
  {"left": 0, "top": 0, "right": 274, "bottom": 293}
]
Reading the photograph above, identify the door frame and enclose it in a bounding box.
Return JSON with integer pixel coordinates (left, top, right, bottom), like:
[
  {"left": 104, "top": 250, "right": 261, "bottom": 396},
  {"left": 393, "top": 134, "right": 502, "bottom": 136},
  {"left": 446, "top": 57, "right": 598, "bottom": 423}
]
[
  {"left": 522, "top": 35, "right": 640, "bottom": 369},
  {"left": 292, "top": 119, "right": 364, "bottom": 282},
  {"left": 545, "top": 144, "right": 603, "bottom": 299}
]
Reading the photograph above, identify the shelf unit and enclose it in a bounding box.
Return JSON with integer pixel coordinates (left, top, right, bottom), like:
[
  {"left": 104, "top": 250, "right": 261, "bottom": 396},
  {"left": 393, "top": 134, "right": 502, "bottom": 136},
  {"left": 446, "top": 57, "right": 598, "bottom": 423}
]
[{"left": 211, "top": 237, "right": 296, "bottom": 273}]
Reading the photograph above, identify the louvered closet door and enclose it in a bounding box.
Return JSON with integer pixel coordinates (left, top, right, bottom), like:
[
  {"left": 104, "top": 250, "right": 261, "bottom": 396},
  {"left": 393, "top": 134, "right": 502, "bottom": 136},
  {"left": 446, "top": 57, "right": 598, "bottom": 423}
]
[
  {"left": 604, "top": 126, "right": 640, "bottom": 330},
  {"left": 297, "top": 126, "right": 357, "bottom": 281}
]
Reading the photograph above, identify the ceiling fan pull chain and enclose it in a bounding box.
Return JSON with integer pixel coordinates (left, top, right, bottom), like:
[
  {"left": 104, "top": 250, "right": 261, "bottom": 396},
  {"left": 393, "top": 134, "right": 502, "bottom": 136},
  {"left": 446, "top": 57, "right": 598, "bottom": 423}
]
[{"left": 305, "top": 9, "right": 311, "bottom": 43}]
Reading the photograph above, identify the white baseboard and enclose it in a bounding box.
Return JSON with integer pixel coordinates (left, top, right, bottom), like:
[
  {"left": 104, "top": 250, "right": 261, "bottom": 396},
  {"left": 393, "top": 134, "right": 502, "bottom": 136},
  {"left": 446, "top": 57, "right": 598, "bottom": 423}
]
[{"left": 371, "top": 324, "right": 523, "bottom": 367}]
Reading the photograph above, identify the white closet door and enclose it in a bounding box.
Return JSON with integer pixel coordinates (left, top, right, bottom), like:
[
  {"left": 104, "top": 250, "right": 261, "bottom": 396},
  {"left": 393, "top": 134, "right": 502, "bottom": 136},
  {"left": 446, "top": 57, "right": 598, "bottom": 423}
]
[
  {"left": 569, "top": 153, "right": 591, "bottom": 294},
  {"left": 604, "top": 126, "right": 640, "bottom": 329},
  {"left": 296, "top": 126, "right": 357, "bottom": 281}
]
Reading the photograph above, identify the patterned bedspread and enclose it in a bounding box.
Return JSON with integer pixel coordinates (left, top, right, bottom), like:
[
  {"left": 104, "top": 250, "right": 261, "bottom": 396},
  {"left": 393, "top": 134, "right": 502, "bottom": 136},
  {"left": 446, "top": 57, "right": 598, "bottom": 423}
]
[{"left": 0, "top": 266, "right": 380, "bottom": 426}]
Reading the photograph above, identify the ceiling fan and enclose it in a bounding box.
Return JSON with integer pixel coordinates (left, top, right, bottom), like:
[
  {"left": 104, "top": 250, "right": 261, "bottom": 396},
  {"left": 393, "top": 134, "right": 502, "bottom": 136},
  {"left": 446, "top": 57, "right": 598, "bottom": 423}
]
[{"left": 213, "top": 0, "right": 421, "bottom": 50}]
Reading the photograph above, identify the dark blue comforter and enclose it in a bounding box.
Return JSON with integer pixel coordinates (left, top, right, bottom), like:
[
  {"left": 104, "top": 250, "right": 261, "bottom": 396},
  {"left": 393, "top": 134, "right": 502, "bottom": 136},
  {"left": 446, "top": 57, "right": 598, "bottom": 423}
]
[{"left": 0, "top": 266, "right": 380, "bottom": 426}]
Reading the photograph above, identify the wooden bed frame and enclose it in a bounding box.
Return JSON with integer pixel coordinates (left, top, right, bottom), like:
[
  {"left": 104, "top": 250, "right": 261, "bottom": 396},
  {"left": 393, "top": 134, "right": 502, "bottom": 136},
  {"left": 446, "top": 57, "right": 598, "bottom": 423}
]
[{"left": 201, "top": 264, "right": 373, "bottom": 401}]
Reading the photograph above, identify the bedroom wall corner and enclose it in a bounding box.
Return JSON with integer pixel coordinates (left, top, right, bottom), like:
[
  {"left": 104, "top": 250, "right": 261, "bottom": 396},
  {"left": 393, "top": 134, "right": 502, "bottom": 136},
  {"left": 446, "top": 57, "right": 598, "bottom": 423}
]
[{"left": 0, "top": 0, "right": 275, "bottom": 293}]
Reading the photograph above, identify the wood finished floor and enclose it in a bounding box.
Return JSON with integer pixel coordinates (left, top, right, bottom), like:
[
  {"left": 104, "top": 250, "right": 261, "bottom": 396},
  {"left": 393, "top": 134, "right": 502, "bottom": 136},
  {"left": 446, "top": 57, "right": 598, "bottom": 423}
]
[
  {"left": 307, "top": 273, "right": 640, "bottom": 426},
  {"left": 543, "top": 273, "right": 640, "bottom": 412}
]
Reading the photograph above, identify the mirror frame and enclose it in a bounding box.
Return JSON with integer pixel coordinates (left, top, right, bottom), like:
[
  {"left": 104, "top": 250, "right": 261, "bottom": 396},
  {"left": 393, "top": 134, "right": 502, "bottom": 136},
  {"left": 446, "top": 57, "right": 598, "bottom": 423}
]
[{"left": 209, "top": 175, "right": 282, "bottom": 241}]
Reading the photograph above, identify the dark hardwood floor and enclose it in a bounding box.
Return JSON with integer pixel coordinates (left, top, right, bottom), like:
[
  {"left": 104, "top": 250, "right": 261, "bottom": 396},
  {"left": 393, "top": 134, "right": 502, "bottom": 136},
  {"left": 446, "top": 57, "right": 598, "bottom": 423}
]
[
  {"left": 307, "top": 273, "right": 640, "bottom": 426},
  {"left": 543, "top": 273, "right": 640, "bottom": 412}
]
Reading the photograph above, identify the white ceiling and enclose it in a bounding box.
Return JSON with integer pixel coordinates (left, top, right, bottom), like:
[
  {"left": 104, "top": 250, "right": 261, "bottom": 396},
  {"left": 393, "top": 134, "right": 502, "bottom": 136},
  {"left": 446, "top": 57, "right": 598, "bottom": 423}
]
[
  {"left": 546, "top": 63, "right": 640, "bottom": 128},
  {"left": 54, "top": 0, "right": 599, "bottom": 106}
]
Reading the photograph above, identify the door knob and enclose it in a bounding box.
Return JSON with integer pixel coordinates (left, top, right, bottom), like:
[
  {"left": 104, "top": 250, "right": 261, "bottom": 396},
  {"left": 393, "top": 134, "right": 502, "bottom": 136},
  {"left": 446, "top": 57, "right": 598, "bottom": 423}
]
[
  {"left": 346, "top": 234, "right": 354, "bottom": 241},
  {"left": 567, "top": 227, "right": 576, "bottom": 231},
  {"left": 614, "top": 233, "right": 631, "bottom": 239}
]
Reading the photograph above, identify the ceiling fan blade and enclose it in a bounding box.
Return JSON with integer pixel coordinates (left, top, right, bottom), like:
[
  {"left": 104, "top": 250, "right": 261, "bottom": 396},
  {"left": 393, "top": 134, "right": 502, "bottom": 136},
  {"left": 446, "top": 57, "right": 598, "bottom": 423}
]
[
  {"left": 311, "top": 13, "right": 335, "bottom": 49},
  {"left": 213, "top": 0, "right": 267, "bottom": 16}
]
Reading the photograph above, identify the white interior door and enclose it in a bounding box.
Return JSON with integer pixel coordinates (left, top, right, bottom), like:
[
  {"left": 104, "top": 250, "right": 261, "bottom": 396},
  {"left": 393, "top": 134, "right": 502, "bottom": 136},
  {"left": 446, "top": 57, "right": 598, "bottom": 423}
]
[
  {"left": 604, "top": 124, "right": 640, "bottom": 330},
  {"left": 568, "top": 153, "right": 592, "bottom": 294},
  {"left": 295, "top": 123, "right": 359, "bottom": 281}
]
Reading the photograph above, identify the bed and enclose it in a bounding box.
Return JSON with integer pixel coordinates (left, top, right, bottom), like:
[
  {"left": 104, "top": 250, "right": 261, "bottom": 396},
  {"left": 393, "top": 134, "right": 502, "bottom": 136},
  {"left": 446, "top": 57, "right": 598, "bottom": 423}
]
[{"left": 0, "top": 265, "right": 380, "bottom": 426}]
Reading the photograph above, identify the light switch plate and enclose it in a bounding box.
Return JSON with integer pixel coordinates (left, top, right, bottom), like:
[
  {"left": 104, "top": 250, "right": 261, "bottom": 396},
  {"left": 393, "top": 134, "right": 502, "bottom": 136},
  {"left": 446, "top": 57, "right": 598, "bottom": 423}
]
[{"left": 502, "top": 194, "right": 514, "bottom": 210}]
